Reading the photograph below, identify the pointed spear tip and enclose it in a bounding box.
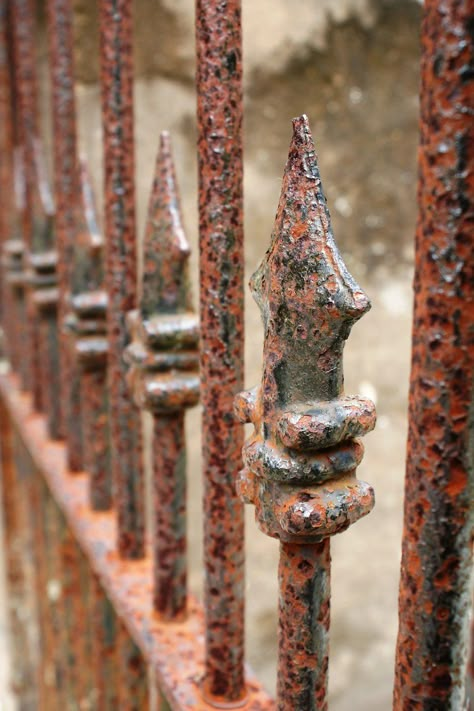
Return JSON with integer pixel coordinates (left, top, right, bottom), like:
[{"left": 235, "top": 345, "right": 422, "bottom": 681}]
[
  {"left": 157, "top": 131, "right": 191, "bottom": 259},
  {"left": 148, "top": 129, "right": 189, "bottom": 258},
  {"left": 251, "top": 113, "right": 371, "bottom": 322},
  {"left": 291, "top": 114, "right": 316, "bottom": 155},
  {"left": 291, "top": 113, "right": 311, "bottom": 137},
  {"left": 140, "top": 129, "right": 192, "bottom": 315},
  {"left": 159, "top": 130, "right": 172, "bottom": 158}
]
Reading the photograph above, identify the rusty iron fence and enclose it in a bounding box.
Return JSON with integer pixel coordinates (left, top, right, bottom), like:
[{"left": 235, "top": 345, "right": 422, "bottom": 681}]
[{"left": 0, "top": 0, "right": 472, "bottom": 709}]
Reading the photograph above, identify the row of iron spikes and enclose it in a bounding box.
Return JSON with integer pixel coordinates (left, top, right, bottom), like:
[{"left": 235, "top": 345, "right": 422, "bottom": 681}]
[
  {"left": 2, "top": 0, "right": 376, "bottom": 708},
  {"left": 0, "top": 0, "right": 192, "bottom": 672},
  {"left": 1, "top": 3, "right": 143, "bottom": 707},
  {"left": 1, "top": 0, "right": 249, "bottom": 704},
  {"left": 46, "top": 0, "right": 198, "bottom": 625},
  {"left": 5, "top": 4, "right": 474, "bottom": 708},
  {"left": 1, "top": 0, "right": 232, "bottom": 702},
  {"left": 2, "top": 2, "right": 375, "bottom": 711}
]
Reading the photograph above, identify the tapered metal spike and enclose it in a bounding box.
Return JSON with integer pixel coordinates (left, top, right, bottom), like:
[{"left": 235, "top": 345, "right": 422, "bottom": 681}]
[
  {"left": 140, "top": 132, "right": 191, "bottom": 318},
  {"left": 251, "top": 114, "right": 370, "bottom": 406}
]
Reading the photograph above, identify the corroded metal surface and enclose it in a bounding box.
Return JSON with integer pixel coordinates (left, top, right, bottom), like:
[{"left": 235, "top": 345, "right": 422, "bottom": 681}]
[
  {"left": 29, "top": 141, "right": 61, "bottom": 440},
  {"left": 117, "top": 621, "right": 149, "bottom": 709},
  {"left": 91, "top": 574, "right": 120, "bottom": 709},
  {"left": 0, "top": 0, "right": 13, "bottom": 339},
  {"left": 196, "top": 0, "right": 246, "bottom": 702},
  {"left": 0, "top": 30, "right": 22, "bottom": 381},
  {"left": 393, "top": 1, "right": 474, "bottom": 708},
  {"left": 10, "top": 0, "right": 41, "bottom": 403},
  {"left": 99, "top": 0, "right": 144, "bottom": 559},
  {"left": 278, "top": 542, "right": 330, "bottom": 711},
  {"left": 0, "top": 373, "right": 275, "bottom": 711},
  {"left": 34, "top": 475, "right": 62, "bottom": 707},
  {"left": 69, "top": 162, "right": 111, "bottom": 511},
  {"left": 46, "top": 0, "right": 83, "bottom": 467},
  {"left": 126, "top": 133, "right": 199, "bottom": 620},
  {"left": 235, "top": 115, "right": 375, "bottom": 709}
]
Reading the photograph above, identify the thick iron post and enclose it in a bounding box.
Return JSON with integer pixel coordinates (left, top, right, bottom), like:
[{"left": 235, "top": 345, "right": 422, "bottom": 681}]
[
  {"left": 126, "top": 132, "right": 199, "bottom": 620},
  {"left": 99, "top": 0, "right": 144, "bottom": 559},
  {"left": 235, "top": 115, "right": 376, "bottom": 710},
  {"left": 393, "top": 1, "right": 474, "bottom": 708},
  {"left": 47, "top": 0, "right": 83, "bottom": 466},
  {"left": 196, "top": 0, "right": 246, "bottom": 702}
]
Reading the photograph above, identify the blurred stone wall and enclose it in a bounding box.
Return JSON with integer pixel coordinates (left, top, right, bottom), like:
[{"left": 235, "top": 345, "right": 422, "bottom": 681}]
[{"left": 64, "top": 0, "right": 421, "bottom": 271}]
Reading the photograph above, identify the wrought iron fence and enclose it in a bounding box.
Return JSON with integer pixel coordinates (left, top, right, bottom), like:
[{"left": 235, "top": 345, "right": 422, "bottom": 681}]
[{"left": 0, "top": 0, "right": 472, "bottom": 709}]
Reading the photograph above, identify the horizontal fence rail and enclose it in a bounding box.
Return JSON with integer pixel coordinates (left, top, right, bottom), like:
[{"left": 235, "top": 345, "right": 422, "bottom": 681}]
[{"left": 0, "top": 0, "right": 472, "bottom": 710}]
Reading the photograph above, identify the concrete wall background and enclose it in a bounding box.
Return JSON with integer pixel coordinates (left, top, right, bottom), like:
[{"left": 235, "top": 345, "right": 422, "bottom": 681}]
[{"left": 2, "top": 1, "right": 423, "bottom": 707}]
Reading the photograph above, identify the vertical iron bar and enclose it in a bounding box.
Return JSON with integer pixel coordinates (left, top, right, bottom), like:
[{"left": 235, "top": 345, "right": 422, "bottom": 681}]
[
  {"left": 0, "top": 0, "right": 13, "bottom": 348},
  {"left": 195, "top": 0, "right": 245, "bottom": 702},
  {"left": 82, "top": 366, "right": 111, "bottom": 509},
  {"left": 99, "top": 0, "right": 144, "bottom": 559},
  {"left": 36, "top": 301, "right": 61, "bottom": 439},
  {"left": 4, "top": 154, "right": 27, "bottom": 380},
  {"left": 70, "top": 161, "right": 112, "bottom": 511},
  {"left": 152, "top": 415, "right": 187, "bottom": 619},
  {"left": 71, "top": 161, "right": 111, "bottom": 511},
  {"left": 42, "top": 489, "right": 67, "bottom": 706},
  {"left": 77, "top": 549, "right": 94, "bottom": 709},
  {"left": 469, "top": 619, "right": 474, "bottom": 708},
  {"left": 13, "top": 436, "right": 40, "bottom": 708},
  {"left": 10, "top": 0, "right": 41, "bottom": 404},
  {"left": 393, "top": 0, "right": 474, "bottom": 708},
  {"left": 56, "top": 510, "right": 93, "bottom": 709},
  {"left": 116, "top": 622, "right": 149, "bottom": 710},
  {"left": 2, "top": 3, "right": 26, "bottom": 379},
  {"left": 29, "top": 144, "right": 61, "bottom": 441},
  {"left": 90, "top": 575, "right": 119, "bottom": 710},
  {"left": 58, "top": 512, "right": 80, "bottom": 705},
  {"left": 9, "top": 0, "right": 62, "bottom": 442},
  {"left": 278, "top": 542, "right": 330, "bottom": 710},
  {"left": 125, "top": 132, "right": 199, "bottom": 620},
  {"left": 47, "top": 0, "right": 84, "bottom": 469},
  {"left": 27, "top": 462, "right": 49, "bottom": 707},
  {"left": 32, "top": 475, "right": 58, "bottom": 709}
]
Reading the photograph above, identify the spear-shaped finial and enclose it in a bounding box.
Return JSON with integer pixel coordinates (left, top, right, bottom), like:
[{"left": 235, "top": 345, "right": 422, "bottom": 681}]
[
  {"left": 235, "top": 115, "right": 376, "bottom": 709},
  {"left": 235, "top": 115, "right": 375, "bottom": 541},
  {"left": 140, "top": 131, "right": 191, "bottom": 318},
  {"left": 251, "top": 114, "right": 370, "bottom": 409},
  {"left": 125, "top": 132, "right": 199, "bottom": 620}
]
